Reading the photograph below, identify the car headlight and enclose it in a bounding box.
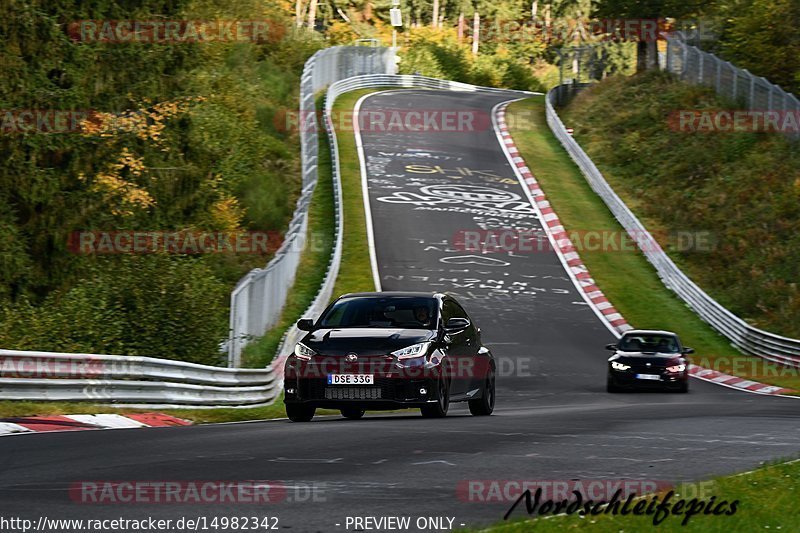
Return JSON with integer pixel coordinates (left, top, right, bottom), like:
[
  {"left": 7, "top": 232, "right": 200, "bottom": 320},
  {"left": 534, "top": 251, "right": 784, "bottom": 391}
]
[
  {"left": 391, "top": 342, "right": 431, "bottom": 360},
  {"left": 294, "top": 342, "right": 316, "bottom": 361},
  {"left": 666, "top": 364, "right": 686, "bottom": 373},
  {"left": 611, "top": 361, "right": 631, "bottom": 371}
]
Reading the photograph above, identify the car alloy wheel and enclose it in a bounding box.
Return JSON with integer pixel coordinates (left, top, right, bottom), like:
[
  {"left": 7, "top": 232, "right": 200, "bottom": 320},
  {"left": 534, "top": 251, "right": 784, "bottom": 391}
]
[
  {"left": 469, "top": 369, "right": 495, "bottom": 416},
  {"left": 421, "top": 374, "right": 449, "bottom": 418}
]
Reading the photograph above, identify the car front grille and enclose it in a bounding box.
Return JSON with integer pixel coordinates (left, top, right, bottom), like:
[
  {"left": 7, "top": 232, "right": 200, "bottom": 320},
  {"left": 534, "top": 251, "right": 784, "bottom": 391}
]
[
  {"left": 630, "top": 365, "right": 665, "bottom": 374},
  {"left": 324, "top": 387, "right": 382, "bottom": 400},
  {"left": 299, "top": 378, "right": 427, "bottom": 401}
]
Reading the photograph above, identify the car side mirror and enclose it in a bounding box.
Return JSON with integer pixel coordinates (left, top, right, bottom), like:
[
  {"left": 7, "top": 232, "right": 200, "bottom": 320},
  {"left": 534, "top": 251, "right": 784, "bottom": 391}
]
[
  {"left": 297, "top": 318, "right": 315, "bottom": 331},
  {"left": 682, "top": 347, "right": 694, "bottom": 355},
  {"left": 445, "top": 317, "right": 470, "bottom": 332},
  {"left": 605, "top": 343, "right": 618, "bottom": 351}
]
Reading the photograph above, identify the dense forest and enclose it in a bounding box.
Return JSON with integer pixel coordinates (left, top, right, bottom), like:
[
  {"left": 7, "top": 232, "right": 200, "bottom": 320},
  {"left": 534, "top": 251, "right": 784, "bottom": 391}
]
[{"left": 0, "top": 0, "right": 321, "bottom": 363}]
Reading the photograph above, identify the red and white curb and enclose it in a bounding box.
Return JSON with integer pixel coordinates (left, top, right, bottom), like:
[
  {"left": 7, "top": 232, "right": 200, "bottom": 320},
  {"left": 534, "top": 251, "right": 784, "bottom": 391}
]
[
  {"left": 492, "top": 100, "right": 795, "bottom": 398},
  {"left": 688, "top": 365, "right": 793, "bottom": 395},
  {"left": 0, "top": 413, "right": 191, "bottom": 436}
]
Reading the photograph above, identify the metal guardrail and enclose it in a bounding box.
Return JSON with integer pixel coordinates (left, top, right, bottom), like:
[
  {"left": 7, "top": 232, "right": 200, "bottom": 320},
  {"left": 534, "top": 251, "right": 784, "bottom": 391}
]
[
  {"left": 0, "top": 349, "right": 280, "bottom": 406},
  {"left": 545, "top": 86, "right": 800, "bottom": 368},
  {"left": 227, "top": 46, "right": 396, "bottom": 366}
]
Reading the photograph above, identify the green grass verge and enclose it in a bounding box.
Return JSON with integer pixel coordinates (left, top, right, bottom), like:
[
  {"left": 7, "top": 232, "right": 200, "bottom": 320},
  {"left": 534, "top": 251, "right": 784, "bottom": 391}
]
[
  {"left": 245, "top": 87, "right": 389, "bottom": 365},
  {"left": 506, "top": 97, "right": 800, "bottom": 393},
  {"left": 241, "top": 95, "right": 336, "bottom": 368},
  {"left": 471, "top": 458, "right": 800, "bottom": 532},
  {"left": 331, "top": 88, "right": 387, "bottom": 297}
]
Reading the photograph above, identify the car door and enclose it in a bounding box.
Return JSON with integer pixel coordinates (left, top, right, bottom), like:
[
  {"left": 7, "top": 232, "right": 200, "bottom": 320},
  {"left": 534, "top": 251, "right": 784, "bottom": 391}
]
[
  {"left": 451, "top": 300, "right": 482, "bottom": 394},
  {"left": 441, "top": 299, "right": 471, "bottom": 396}
]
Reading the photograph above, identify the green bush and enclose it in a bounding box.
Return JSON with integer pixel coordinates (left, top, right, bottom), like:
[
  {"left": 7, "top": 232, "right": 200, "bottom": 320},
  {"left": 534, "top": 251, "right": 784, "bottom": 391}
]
[
  {"left": 397, "top": 27, "right": 544, "bottom": 92},
  {"left": 0, "top": 1, "right": 321, "bottom": 363}
]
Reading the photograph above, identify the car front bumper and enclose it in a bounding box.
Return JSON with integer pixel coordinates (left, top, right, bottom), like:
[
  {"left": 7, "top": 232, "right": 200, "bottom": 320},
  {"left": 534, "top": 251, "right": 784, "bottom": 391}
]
[
  {"left": 608, "top": 369, "right": 688, "bottom": 388},
  {"left": 284, "top": 376, "right": 440, "bottom": 410}
]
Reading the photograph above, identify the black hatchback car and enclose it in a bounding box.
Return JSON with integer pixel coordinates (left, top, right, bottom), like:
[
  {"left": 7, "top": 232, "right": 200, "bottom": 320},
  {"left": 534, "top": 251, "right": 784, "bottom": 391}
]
[
  {"left": 283, "top": 292, "right": 496, "bottom": 422},
  {"left": 606, "top": 330, "right": 693, "bottom": 393}
]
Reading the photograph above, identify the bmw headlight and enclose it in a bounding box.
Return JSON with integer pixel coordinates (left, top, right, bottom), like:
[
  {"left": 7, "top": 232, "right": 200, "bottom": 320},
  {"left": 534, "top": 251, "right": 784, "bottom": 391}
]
[
  {"left": 294, "top": 342, "right": 316, "bottom": 361},
  {"left": 666, "top": 364, "right": 686, "bottom": 373},
  {"left": 391, "top": 342, "right": 431, "bottom": 360},
  {"left": 611, "top": 361, "right": 631, "bottom": 371}
]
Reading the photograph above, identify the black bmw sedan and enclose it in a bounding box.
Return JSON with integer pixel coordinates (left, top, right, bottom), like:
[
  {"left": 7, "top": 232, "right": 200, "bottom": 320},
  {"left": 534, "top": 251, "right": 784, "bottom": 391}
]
[
  {"left": 283, "top": 292, "right": 496, "bottom": 422},
  {"left": 606, "top": 330, "right": 693, "bottom": 393}
]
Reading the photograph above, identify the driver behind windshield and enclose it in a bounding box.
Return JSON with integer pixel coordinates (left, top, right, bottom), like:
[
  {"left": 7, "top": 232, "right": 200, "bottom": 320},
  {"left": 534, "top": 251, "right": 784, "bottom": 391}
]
[
  {"left": 620, "top": 335, "right": 678, "bottom": 353},
  {"left": 414, "top": 305, "right": 431, "bottom": 327}
]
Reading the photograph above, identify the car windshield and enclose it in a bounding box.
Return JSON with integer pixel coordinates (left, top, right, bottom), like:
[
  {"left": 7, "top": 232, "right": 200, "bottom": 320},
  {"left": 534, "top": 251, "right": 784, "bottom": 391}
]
[
  {"left": 318, "top": 296, "right": 438, "bottom": 329},
  {"left": 618, "top": 334, "right": 680, "bottom": 353}
]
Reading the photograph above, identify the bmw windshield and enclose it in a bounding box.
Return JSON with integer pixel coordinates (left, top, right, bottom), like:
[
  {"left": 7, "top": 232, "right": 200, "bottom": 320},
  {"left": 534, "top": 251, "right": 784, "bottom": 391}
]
[
  {"left": 318, "top": 296, "right": 439, "bottom": 329},
  {"left": 618, "top": 334, "right": 680, "bottom": 353}
]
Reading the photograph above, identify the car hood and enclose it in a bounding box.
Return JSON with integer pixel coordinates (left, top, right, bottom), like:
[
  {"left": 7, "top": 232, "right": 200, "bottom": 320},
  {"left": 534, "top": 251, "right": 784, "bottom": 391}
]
[
  {"left": 610, "top": 351, "right": 684, "bottom": 367},
  {"left": 301, "top": 328, "right": 436, "bottom": 356}
]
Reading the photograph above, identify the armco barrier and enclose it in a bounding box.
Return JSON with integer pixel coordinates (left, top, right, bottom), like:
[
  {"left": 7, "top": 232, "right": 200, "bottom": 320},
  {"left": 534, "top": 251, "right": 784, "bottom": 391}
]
[
  {"left": 545, "top": 86, "right": 800, "bottom": 367},
  {"left": 227, "top": 46, "right": 396, "bottom": 367},
  {"left": 0, "top": 349, "right": 280, "bottom": 406}
]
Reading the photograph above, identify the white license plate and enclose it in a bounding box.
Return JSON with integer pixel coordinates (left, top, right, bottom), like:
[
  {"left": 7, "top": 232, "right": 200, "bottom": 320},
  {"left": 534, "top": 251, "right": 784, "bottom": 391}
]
[
  {"left": 327, "top": 374, "right": 374, "bottom": 385},
  {"left": 636, "top": 373, "right": 661, "bottom": 381}
]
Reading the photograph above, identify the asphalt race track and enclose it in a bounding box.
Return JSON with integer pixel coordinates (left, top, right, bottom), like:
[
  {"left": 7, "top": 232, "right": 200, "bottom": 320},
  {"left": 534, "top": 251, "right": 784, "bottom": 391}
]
[{"left": 1, "top": 90, "right": 798, "bottom": 532}]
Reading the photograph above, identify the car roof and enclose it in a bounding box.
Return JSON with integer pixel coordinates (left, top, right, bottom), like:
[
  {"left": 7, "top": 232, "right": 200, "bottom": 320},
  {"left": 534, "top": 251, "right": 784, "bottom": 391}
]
[
  {"left": 339, "top": 291, "right": 443, "bottom": 299},
  {"left": 622, "top": 329, "right": 677, "bottom": 336}
]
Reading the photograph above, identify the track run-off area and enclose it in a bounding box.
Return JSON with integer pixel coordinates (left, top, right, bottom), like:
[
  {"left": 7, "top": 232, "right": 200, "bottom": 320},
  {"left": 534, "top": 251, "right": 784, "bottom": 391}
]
[{"left": 0, "top": 89, "right": 798, "bottom": 532}]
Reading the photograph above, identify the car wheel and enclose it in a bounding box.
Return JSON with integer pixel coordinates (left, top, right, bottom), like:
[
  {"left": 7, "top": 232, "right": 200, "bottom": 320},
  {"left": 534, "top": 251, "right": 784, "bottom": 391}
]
[
  {"left": 675, "top": 380, "right": 689, "bottom": 393},
  {"left": 286, "top": 404, "right": 315, "bottom": 422},
  {"left": 606, "top": 376, "right": 622, "bottom": 393},
  {"left": 421, "top": 375, "right": 449, "bottom": 418},
  {"left": 340, "top": 407, "right": 365, "bottom": 420},
  {"left": 469, "top": 369, "right": 495, "bottom": 416}
]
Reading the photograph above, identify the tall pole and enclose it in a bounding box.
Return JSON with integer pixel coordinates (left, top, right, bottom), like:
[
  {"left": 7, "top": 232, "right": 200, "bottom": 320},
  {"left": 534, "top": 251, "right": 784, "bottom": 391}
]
[
  {"left": 390, "top": 1, "right": 402, "bottom": 51},
  {"left": 432, "top": 0, "right": 439, "bottom": 28},
  {"left": 472, "top": 12, "right": 480, "bottom": 56},
  {"left": 306, "top": 0, "right": 318, "bottom": 30},
  {"left": 457, "top": 12, "right": 465, "bottom": 43},
  {"left": 295, "top": 0, "right": 304, "bottom": 27}
]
